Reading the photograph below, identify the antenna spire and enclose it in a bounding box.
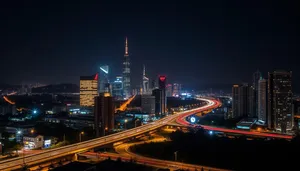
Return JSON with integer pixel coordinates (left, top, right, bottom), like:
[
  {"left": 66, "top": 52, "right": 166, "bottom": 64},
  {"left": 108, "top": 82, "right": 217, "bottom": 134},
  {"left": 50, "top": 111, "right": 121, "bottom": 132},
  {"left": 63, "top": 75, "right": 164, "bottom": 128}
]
[{"left": 125, "top": 37, "right": 128, "bottom": 55}]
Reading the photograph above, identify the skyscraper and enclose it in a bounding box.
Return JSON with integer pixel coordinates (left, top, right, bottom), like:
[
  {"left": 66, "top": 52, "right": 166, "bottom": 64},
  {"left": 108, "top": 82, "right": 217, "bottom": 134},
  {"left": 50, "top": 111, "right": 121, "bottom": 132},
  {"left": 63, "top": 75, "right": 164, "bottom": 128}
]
[
  {"left": 152, "top": 89, "right": 163, "bottom": 115},
  {"left": 94, "top": 93, "right": 114, "bottom": 137},
  {"left": 158, "top": 76, "right": 167, "bottom": 114},
  {"left": 253, "top": 70, "right": 262, "bottom": 116},
  {"left": 111, "top": 76, "right": 123, "bottom": 100},
  {"left": 99, "top": 65, "right": 110, "bottom": 93},
  {"left": 268, "top": 70, "right": 293, "bottom": 133},
  {"left": 122, "top": 37, "right": 131, "bottom": 99},
  {"left": 80, "top": 74, "right": 98, "bottom": 107},
  {"left": 142, "top": 65, "right": 149, "bottom": 94},
  {"left": 258, "top": 79, "right": 267, "bottom": 123}
]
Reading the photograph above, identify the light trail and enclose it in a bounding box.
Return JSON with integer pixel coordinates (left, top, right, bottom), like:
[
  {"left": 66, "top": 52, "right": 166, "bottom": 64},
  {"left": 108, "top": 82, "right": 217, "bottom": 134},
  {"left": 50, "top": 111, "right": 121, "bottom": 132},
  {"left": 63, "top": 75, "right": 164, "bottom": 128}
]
[
  {"left": 175, "top": 99, "right": 293, "bottom": 139},
  {"left": 115, "top": 95, "right": 136, "bottom": 112},
  {"left": 3, "top": 96, "right": 15, "bottom": 105}
]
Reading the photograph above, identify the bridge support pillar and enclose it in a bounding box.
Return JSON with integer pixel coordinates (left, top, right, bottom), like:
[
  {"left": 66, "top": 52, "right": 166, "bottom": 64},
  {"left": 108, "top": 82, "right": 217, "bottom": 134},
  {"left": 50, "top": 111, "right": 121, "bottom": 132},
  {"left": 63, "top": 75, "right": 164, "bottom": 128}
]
[{"left": 73, "top": 153, "right": 78, "bottom": 161}]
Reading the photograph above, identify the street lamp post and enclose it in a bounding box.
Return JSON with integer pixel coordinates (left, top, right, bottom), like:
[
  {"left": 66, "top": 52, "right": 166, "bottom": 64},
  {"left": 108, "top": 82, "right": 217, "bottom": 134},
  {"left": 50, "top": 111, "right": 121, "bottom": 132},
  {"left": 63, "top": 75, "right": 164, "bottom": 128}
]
[
  {"left": 174, "top": 151, "right": 178, "bottom": 161},
  {"left": 79, "top": 132, "right": 84, "bottom": 142},
  {"left": 124, "top": 119, "right": 128, "bottom": 129}
]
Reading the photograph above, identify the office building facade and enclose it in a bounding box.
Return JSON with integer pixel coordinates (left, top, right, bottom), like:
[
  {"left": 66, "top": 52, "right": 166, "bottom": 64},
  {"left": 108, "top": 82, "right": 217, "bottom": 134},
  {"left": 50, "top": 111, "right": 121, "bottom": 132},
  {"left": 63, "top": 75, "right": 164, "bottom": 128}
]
[
  {"left": 141, "top": 95, "right": 155, "bottom": 114},
  {"left": 94, "top": 94, "right": 114, "bottom": 137},
  {"left": 258, "top": 79, "right": 268, "bottom": 123},
  {"left": 112, "top": 76, "right": 123, "bottom": 100},
  {"left": 268, "top": 70, "right": 293, "bottom": 133},
  {"left": 80, "top": 74, "right": 98, "bottom": 107}
]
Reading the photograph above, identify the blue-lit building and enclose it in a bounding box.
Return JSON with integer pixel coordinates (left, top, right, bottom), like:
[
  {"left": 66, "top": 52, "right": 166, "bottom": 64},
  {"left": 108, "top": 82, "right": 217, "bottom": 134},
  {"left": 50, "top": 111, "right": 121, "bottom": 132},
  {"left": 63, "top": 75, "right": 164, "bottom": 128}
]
[{"left": 112, "top": 76, "right": 123, "bottom": 100}]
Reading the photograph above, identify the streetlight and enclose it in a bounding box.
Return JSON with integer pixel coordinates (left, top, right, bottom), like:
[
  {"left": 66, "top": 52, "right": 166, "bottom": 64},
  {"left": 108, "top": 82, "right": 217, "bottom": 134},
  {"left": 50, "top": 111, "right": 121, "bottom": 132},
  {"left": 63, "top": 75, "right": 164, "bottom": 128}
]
[
  {"left": 30, "top": 129, "right": 34, "bottom": 134},
  {"left": 124, "top": 119, "right": 128, "bottom": 129},
  {"left": 79, "top": 132, "right": 84, "bottom": 142},
  {"left": 174, "top": 151, "right": 178, "bottom": 161}
]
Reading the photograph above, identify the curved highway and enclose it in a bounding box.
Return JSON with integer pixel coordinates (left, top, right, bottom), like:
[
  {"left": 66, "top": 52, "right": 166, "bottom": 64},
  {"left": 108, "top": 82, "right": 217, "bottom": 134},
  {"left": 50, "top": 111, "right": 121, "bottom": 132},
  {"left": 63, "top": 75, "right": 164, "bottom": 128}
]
[
  {"left": 0, "top": 98, "right": 218, "bottom": 170},
  {"left": 175, "top": 99, "right": 293, "bottom": 139}
]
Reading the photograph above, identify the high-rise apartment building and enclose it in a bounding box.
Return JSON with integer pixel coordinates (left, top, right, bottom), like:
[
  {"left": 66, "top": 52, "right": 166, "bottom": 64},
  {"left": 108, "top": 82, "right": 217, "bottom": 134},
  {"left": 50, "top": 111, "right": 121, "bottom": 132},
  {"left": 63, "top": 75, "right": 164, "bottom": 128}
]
[
  {"left": 258, "top": 79, "right": 267, "bottom": 123},
  {"left": 122, "top": 37, "right": 131, "bottom": 99},
  {"left": 253, "top": 70, "right": 262, "bottom": 117},
  {"left": 94, "top": 93, "right": 114, "bottom": 137},
  {"left": 232, "top": 85, "right": 240, "bottom": 118},
  {"left": 231, "top": 83, "right": 255, "bottom": 118},
  {"left": 80, "top": 74, "right": 98, "bottom": 107},
  {"left": 268, "top": 70, "right": 293, "bottom": 133}
]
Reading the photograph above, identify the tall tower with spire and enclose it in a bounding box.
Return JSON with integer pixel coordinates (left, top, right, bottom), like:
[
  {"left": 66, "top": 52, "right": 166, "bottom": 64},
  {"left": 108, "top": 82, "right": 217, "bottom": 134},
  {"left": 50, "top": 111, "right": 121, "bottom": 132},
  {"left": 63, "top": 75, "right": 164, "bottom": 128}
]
[
  {"left": 142, "top": 65, "right": 149, "bottom": 94},
  {"left": 122, "top": 37, "right": 131, "bottom": 99}
]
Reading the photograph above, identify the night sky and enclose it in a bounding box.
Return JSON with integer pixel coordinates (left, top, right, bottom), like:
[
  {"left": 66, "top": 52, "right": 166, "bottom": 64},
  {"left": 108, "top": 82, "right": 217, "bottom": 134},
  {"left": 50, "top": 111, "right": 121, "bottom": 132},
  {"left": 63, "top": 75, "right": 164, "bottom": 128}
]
[{"left": 0, "top": 1, "right": 299, "bottom": 92}]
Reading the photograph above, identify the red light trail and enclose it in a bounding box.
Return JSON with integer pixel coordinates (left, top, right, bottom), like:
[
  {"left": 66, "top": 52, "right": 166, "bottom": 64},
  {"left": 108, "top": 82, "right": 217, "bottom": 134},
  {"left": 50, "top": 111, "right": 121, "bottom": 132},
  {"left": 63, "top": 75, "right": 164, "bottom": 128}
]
[{"left": 176, "top": 99, "right": 293, "bottom": 140}]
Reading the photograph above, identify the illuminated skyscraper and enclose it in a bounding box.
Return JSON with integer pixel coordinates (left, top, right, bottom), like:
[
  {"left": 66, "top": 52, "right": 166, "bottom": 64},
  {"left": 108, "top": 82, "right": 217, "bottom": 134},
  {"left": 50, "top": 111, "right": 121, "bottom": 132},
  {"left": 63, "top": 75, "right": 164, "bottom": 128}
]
[
  {"left": 112, "top": 76, "right": 123, "bottom": 100},
  {"left": 99, "top": 65, "right": 110, "bottom": 93},
  {"left": 122, "top": 37, "right": 131, "bottom": 99},
  {"left": 258, "top": 78, "right": 267, "bottom": 123},
  {"left": 142, "top": 65, "right": 149, "bottom": 94},
  {"left": 80, "top": 74, "right": 98, "bottom": 107},
  {"left": 268, "top": 70, "right": 293, "bottom": 133}
]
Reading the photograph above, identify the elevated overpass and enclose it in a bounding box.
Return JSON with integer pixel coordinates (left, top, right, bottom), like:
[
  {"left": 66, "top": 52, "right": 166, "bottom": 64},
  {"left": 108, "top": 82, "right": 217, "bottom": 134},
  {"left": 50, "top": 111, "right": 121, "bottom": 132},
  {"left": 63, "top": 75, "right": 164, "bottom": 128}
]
[{"left": 0, "top": 98, "right": 219, "bottom": 171}]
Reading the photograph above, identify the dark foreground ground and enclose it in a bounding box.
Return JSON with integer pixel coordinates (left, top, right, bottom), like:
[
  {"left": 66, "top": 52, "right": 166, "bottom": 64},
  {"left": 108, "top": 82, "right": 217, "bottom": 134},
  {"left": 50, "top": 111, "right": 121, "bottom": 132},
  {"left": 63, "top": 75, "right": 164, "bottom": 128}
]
[{"left": 131, "top": 129, "right": 299, "bottom": 171}]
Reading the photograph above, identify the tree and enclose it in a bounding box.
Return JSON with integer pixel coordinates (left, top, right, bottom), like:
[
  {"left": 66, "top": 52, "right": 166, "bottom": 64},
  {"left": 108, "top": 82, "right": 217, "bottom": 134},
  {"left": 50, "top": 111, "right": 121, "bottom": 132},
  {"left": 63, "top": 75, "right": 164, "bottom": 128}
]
[
  {"left": 1, "top": 131, "right": 10, "bottom": 139},
  {"left": 13, "top": 144, "right": 22, "bottom": 155}
]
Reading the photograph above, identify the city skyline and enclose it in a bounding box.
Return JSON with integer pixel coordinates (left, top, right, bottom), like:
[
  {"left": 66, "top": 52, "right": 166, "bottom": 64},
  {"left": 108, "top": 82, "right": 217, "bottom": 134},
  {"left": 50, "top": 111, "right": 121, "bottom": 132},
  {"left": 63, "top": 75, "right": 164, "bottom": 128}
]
[{"left": 0, "top": 1, "right": 299, "bottom": 92}]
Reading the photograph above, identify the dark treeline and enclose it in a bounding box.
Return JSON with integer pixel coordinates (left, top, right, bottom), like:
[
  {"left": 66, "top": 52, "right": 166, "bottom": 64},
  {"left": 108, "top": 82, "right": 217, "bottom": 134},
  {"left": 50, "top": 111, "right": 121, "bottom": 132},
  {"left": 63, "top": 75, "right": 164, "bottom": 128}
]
[{"left": 132, "top": 129, "right": 300, "bottom": 171}]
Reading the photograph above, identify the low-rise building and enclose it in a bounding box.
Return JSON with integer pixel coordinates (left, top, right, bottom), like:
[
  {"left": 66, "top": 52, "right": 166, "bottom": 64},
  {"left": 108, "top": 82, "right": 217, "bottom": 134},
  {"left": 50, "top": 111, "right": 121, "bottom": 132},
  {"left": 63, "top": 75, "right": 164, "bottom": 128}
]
[{"left": 23, "top": 134, "right": 44, "bottom": 149}]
